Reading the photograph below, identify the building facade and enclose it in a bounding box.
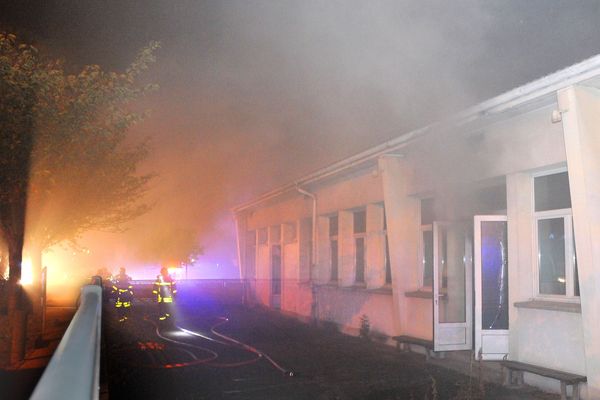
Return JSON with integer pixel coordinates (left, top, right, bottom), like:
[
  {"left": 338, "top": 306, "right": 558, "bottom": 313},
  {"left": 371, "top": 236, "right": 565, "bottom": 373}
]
[{"left": 233, "top": 56, "right": 600, "bottom": 398}]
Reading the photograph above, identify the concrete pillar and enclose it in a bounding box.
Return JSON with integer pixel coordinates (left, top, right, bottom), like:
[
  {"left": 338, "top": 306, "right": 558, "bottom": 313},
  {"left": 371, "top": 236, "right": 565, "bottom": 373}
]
[
  {"left": 338, "top": 210, "right": 354, "bottom": 287},
  {"left": 379, "top": 156, "right": 420, "bottom": 335},
  {"left": 316, "top": 216, "right": 330, "bottom": 284},
  {"left": 506, "top": 172, "right": 534, "bottom": 360},
  {"left": 366, "top": 203, "right": 385, "bottom": 288},
  {"left": 299, "top": 218, "right": 312, "bottom": 282},
  {"left": 256, "top": 242, "right": 270, "bottom": 306},
  {"left": 559, "top": 85, "right": 600, "bottom": 397},
  {"left": 234, "top": 214, "right": 247, "bottom": 279}
]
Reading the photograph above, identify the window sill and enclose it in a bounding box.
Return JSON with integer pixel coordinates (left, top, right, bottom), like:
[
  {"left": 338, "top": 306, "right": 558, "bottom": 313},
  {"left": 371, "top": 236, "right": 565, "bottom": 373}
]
[
  {"left": 365, "top": 287, "right": 393, "bottom": 295},
  {"left": 405, "top": 290, "right": 433, "bottom": 299},
  {"left": 316, "top": 283, "right": 390, "bottom": 294},
  {"left": 514, "top": 300, "right": 581, "bottom": 314}
]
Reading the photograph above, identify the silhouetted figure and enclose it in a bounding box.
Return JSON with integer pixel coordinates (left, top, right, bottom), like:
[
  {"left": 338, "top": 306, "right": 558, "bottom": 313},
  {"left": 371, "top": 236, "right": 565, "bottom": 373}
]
[
  {"left": 112, "top": 267, "right": 133, "bottom": 322},
  {"left": 153, "top": 267, "right": 177, "bottom": 322}
]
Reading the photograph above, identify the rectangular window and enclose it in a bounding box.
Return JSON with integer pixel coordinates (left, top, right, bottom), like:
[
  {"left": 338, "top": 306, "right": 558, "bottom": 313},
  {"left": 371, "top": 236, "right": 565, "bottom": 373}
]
[
  {"left": 354, "top": 210, "right": 366, "bottom": 284},
  {"left": 420, "top": 198, "right": 435, "bottom": 288},
  {"left": 385, "top": 235, "right": 392, "bottom": 284},
  {"left": 354, "top": 210, "right": 366, "bottom": 234},
  {"left": 534, "top": 171, "right": 578, "bottom": 298},
  {"left": 383, "top": 208, "right": 392, "bottom": 284},
  {"left": 331, "top": 240, "right": 338, "bottom": 281},
  {"left": 538, "top": 218, "right": 566, "bottom": 295},
  {"left": 355, "top": 237, "right": 365, "bottom": 283},
  {"left": 329, "top": 215, "right": 339, "bottom": 237},
  {"left": 329, "top": 215, "right": 338, "bottom": 282}
]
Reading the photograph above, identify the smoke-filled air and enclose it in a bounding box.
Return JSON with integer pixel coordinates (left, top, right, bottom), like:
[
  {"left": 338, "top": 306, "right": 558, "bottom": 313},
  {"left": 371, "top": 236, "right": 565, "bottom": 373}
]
[{"left": 1, "top": 0, "right": 600, "bottom": 301}]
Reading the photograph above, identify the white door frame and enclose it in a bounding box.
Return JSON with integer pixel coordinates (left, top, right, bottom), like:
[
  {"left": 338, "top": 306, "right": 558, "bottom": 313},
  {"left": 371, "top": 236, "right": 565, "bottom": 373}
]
[
  {"left": 474, "top": 215, "right": 509, "bottom": 360},
  {"left": 433, "top": 221, "right": 473, "bottom": 352}
]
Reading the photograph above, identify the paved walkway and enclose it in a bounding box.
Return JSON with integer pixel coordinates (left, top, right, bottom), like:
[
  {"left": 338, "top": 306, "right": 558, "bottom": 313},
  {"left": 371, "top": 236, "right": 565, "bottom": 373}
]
[{"left": 105, "top": 302, "right": 559, "bottom": 400}]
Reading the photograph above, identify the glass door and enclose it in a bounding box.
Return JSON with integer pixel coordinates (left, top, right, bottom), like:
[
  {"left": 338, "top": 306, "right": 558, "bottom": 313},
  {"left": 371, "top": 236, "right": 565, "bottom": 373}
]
[
  {"left": 433, "top": 221, "right": 473, "bottom": 351},
  {"left": 474, "top": 216, "right": 509, "bottom": 360}
]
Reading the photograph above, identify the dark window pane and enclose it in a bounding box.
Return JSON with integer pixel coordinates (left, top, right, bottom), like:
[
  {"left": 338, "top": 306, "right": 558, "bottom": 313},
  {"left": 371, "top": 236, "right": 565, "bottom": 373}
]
[
  {"left": 329, "top": 215, "right": 338, "bottom": 237},
  {"left": 481, "top": 221, "right": 509, "bottom": 330},
  {"left": 271, "top": 245, "right": 281, "bottom": 295},
  {"left": 535, "top": 172, "right": 571, "bottom": 212},
  {"left": 331, "top": 240, "right": 338, "bottom": 282},
  {"left": 354, "top": 210, "right": 366, "bottom": 234},
  {"left": 538, "top": 218, "right": 566, "bottom": 295},
  {"left": 421, "top": 198, "right": 435, "bottom": 225},
  {"left": 385, "top": 235, "right": 392, "bottom": 284},
  {"left": 423, "top": 230, "right": 433, "bottom": 287},
  {"left": 355, "top": 238, "right": 365, "bottom": 283}
]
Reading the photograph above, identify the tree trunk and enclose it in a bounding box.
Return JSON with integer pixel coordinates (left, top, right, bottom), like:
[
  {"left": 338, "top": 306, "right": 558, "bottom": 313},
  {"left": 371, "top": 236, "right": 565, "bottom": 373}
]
[
  {"left": 8, "top": 243, "right": 27, "bottom": 366},
  {"left": 28, "top": 244, "right": 44, "bottom": 346}
]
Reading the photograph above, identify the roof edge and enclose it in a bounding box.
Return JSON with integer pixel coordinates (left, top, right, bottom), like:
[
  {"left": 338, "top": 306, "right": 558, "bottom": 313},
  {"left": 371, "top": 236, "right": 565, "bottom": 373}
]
[{"left": 233, "top": 54, "right": 600, "bottom": 214}]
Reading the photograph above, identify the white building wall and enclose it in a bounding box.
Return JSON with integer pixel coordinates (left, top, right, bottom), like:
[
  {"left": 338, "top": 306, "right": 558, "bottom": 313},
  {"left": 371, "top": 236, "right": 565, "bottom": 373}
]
[
  {"left": 316, "top": 286, "right": 395, "bottom": 337},
  {"left": 560, "top": 85, "right": 600, "bottom": 397},
  {"left": 366, "top": 203, "right": 385, "bottom": 289},
  {"left": 255, "top": 243, "right": 270, "bottom": 306},
  {"left": 236, "top": 86, "right": 600, "bottom": 396},
  {"left": 316, "top": 216, "right": 330, "bottom": 284}
]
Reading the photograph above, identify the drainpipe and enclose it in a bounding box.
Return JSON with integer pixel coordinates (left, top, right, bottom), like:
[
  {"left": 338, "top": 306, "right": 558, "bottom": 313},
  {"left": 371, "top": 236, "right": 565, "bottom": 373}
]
[{"left": 295, "top": 185, "right": 318, "bottom": 322}]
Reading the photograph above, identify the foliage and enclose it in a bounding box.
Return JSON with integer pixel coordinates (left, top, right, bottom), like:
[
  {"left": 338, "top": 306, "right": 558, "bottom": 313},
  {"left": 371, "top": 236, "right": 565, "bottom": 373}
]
[
  {"left": 0, "top": 33, "right": 39, "bottom": 279},
  {"left": 0, "top": 33, "right": 160, "bottom": 256}
]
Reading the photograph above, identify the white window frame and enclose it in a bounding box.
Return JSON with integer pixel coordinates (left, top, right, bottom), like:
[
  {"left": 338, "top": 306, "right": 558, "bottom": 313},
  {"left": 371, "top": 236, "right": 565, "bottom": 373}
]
[{"left": 532, "top": 169, "right": 579, "bottom": 301}]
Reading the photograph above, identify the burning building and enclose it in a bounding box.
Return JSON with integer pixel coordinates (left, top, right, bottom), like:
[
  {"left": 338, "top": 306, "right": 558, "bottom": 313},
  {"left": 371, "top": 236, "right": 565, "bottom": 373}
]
[{"left": 233, "top": 55, "right": 600, "bottom": 398}]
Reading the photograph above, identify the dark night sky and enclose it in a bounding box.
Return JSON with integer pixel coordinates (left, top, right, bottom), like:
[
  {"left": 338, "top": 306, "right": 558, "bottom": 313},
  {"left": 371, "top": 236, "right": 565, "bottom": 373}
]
[{"left": 2, "top": 1, "right": 600, "bottom": 278}]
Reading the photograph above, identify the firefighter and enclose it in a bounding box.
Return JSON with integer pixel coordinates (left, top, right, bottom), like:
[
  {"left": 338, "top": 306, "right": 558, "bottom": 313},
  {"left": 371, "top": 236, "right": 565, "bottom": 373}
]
[
  {"left": 112, "top": 267, "right": 133, "bottom": 323},
  {"left": 153, "top": 267, "right": 177, "bottom": 322}
]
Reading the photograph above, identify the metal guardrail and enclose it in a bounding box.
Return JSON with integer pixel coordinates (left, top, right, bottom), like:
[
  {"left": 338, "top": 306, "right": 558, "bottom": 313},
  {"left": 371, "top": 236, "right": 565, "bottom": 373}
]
[{"left": 30, "top": 280, "right": 103, "bottom": 400}]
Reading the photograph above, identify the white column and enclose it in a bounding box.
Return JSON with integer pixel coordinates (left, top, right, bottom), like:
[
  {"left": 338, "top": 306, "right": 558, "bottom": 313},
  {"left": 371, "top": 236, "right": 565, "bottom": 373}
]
[
  {"left": 316, "top": 216, "right": 330, "bottom": 284},
  {"left": 338, "top": 210, "right": 354, "bottom": 287},
  {"left": 506, "top": 172, "right": 534, "bottom": 360},
  {"left": 366, "top": 203, "right": 385, "bottom": 288},
  {"left": 559, "top": 85, "right": 600, "bottom": 397},
  {"left": 299, "top": 218, "right": 312, "bottom": 282},
  {"left": 234, "top": 213, "right": 247, "bottom": 279},
  {"left": 379, "top": 156, "right": 420, "bottom": 335}
]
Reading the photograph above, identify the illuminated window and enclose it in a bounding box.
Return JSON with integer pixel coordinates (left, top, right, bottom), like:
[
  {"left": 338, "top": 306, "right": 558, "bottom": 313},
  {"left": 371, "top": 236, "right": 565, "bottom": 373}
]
[{"left": 534, "top": 170, "right": 579, "bottom": 298}]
